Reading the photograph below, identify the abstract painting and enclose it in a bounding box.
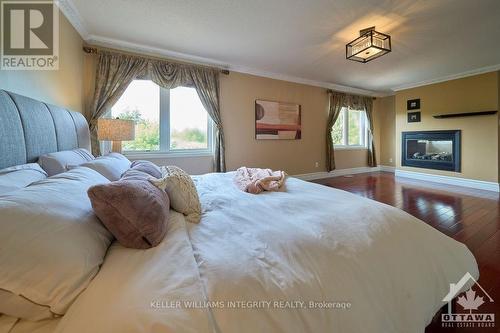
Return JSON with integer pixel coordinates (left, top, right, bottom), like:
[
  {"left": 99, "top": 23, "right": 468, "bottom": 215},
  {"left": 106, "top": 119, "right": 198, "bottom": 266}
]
[{"left": 255, "top": 100, "right": 301, "bottom": 140}]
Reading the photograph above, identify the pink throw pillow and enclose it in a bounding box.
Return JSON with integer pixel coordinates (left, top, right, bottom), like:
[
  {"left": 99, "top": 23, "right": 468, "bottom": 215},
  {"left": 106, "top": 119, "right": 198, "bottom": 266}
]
[{"left": 88, "top": 171, "right": 169, "bottom": 249}]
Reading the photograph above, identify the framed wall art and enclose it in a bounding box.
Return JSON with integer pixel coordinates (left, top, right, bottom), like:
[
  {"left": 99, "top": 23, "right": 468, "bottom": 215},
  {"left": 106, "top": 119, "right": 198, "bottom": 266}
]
[
  {"left": 407, "top": 111, "right": 421, "bottom": 123},
  {"left": 255, "top": 100, "right": 301, "bottom": 140},
  {"left": 407, "top": 99, "right": 420, "bottom": 110}
]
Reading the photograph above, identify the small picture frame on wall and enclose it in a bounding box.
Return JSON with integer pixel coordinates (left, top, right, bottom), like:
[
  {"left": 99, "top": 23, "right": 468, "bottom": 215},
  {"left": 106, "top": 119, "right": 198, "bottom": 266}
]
[
  {"left": 407, "top": 112, "right": 421, "bottom": 123},
  {"left": 407, "top": 99, "right": 420, "bottom": 110}
]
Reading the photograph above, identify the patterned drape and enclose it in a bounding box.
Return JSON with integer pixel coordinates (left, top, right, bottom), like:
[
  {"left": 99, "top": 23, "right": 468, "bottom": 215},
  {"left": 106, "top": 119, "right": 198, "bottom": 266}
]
[
  {"left": 86, "top": 51, "right": 147, "bottom": 156},
  {"left": 326, "top": 91, "right": 344, "bottom": 171},
  {"left": 363, "top": 97, "right": 377, "bottom": 167},
  {"left": 188, "top": 67, "right": 225, "bottom": 172},
  {"left": 326, "top": 90, "right": 377, "bottom": 171},
  {"left": 87, "top": 51, "right": 225, "bottom": 171}
]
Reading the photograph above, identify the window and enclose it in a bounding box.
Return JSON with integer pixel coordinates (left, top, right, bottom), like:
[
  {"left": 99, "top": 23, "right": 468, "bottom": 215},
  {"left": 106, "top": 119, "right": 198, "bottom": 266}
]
[
  {"left": 111, "top": 80, "right": 212, "bottom": 155},
  {"left": 331, "top": 107, "right": 368, "bottom": 148}
]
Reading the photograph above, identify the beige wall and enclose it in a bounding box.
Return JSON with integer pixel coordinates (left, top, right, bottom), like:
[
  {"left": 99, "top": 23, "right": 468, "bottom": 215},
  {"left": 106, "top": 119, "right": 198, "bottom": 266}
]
[
  {"left": 220, "top": 72, "right": 328, "bottom": 174},
  {"left": 333, "top": 149, "right": 369, "bottom": 169},
  {"left": 375, "top": 95, "right": 396, "bottom": 167},
  {"left": 220, "top": 72, "right": 387, "bottom": 174},
  {"left": 82, "top": 65, "right": 384, "bottom": 174},
  {"left": 0, "top": 14, "right": 84, "bottom": 112},
  {"left": 83, "top": 54, "right": 385, "bottom": 175},
  {"left": 83, "top": 53, "right": 97, "bottom": 115},
  {"left": 395, "top": 72, "right": 499, "bottom": 182}
]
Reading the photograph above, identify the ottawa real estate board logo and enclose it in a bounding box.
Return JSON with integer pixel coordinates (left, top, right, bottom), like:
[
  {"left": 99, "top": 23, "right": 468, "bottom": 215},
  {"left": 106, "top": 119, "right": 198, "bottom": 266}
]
[
  {"left": 1, "top": 0, "right": 59, "bottom": 70},
  {"left": 441, "top": 272, "right": 495, "bottom": 329}
]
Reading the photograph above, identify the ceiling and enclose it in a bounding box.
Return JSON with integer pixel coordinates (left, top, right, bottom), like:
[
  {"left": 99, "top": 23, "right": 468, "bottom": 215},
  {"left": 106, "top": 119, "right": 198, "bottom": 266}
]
[{"left": 64, "top": 0, "right": 500, "bottom": 96}]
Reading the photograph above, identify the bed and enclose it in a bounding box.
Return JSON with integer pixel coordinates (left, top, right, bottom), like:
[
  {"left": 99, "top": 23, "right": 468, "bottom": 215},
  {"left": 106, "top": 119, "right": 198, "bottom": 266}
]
[{"left": 0, "top": 90, "right": 479, "bottom": 333}]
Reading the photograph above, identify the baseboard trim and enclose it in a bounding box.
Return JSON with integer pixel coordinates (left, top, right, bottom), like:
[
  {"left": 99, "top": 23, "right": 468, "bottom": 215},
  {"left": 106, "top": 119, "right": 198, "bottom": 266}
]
[
  {"left": 293, "top": 166, "right": 384, "bottom": 181},
  {"left": 293, "top": 166, "right": 499, "bottom": 192},
  {"left": 395, "top": 170, "right": 500, "bottom": 193},
  {"left": 380, "top": 165, "right": 396, "bottom": 173}
]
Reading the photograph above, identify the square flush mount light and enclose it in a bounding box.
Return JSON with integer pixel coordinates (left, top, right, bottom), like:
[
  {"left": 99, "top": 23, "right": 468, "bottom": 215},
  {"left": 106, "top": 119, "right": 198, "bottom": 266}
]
[{"left": 346, "top": 27, "right": 391, "bottom": 63}]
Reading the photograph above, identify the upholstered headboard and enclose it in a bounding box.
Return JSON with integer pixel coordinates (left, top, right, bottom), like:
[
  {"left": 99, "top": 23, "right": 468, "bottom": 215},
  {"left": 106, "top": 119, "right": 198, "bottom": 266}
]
[{"left": 0, "top": 90, "right": 91, "bottom": 169}]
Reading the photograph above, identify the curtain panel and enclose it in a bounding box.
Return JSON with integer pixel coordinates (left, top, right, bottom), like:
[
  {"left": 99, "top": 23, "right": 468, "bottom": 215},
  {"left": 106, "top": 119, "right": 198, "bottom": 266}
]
[
  {"left": 326, "top": 90, "right": 377, "bottom": 171},
  {"left": 86, "top": 51, "right": 147, "bottom": 156},
  {"left": 326, "top": 91, "right": 344, "bottom": 171},
  {"left": 363, "top": 97, "right": 377, "bottom": 167},
  {"left": 87, "top": 50, "right": 226, "bottom": 172}
]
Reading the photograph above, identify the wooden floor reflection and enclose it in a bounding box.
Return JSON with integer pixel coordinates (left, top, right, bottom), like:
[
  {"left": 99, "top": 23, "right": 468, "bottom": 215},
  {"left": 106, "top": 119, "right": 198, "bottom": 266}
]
[{"left": 314, "top": 171, "right": 500, "bottom": 333}]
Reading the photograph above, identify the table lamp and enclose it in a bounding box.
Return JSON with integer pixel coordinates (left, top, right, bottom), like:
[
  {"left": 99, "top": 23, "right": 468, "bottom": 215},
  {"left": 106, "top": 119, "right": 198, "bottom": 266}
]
[{"left": 97, "top": 118, "right": 135, "bottom": 153}]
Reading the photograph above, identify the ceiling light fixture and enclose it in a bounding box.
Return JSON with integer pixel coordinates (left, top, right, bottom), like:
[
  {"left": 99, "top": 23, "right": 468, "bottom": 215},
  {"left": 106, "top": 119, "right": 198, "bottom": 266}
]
[{"left": 346, "top": 27, "right": 391, "bottom": 63}]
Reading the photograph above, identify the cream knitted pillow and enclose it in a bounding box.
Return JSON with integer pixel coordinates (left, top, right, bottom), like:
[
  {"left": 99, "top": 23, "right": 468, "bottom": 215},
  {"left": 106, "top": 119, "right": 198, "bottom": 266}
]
[{"left": 149, "top": 166, "right": 201, "bottom": 224}]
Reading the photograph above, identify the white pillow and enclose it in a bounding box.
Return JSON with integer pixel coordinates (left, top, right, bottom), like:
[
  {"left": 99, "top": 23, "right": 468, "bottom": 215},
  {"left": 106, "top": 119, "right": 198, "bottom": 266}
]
[
  {"left": 38, "top": 148, "right": 94, "bottom": 176},
  {"left": 0, "top": 163, "right": 47, "bottom": 195},
  {"left": 149, "top": 166, "right": 201, "bottom": 224},
  {"left": 70, "top": 153, "right": 131, "bottom": 181},
  {"left": 0, "top": 167, "right": 113, "bottom": 321}
]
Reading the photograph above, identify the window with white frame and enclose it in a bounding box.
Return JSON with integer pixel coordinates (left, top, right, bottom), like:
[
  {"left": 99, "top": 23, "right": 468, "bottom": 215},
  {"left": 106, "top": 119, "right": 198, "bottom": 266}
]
[
  {"left": 331, "top": 107, "right": 368, "bottom": 148},
  {"left": 111, "top": 80, "right": 212, "bottom": 155}
]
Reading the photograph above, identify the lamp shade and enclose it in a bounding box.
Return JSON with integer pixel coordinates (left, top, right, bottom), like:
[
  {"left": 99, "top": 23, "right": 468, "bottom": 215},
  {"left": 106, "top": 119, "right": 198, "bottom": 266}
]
[{"left": 97, "top": 118, "right": 135, "bottom": 141}]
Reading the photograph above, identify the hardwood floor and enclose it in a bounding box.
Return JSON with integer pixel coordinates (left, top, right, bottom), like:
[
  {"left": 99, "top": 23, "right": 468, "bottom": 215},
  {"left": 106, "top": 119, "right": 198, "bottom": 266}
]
[{"left": 314, "top": 171, "right": 500, "bottom": 333}]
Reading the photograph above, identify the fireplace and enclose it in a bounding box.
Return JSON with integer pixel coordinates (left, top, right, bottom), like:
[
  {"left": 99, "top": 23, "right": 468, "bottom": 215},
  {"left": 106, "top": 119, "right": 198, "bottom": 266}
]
[{"left": 402, "top": 130, "right": 461, "bottom": 172}]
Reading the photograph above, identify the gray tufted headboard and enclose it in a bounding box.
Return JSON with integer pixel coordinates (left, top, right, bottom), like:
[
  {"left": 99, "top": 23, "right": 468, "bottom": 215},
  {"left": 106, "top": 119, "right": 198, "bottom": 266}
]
[{"left": 0, "top": 90, "right": 91, "bottom": 169}]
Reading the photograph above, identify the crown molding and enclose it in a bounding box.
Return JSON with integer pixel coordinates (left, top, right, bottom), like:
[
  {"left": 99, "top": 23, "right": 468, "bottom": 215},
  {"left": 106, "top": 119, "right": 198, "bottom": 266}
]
[
  {"left": 391, "top": 63, "right": 500, "bottom": 91},
  {"left": 86, "top": 34, "right": 228, "bottom": 68},
  {"left": 59, "top": 0, "right": 384, "bottom": 97},
  {"left": 65, "top": 0, "right": 500, "bottom": 97},
  {"left": 86, "top": 34, "right": 382, "bottom": 97},
  {"left": 227, "top": 63, "right": 385, "bottom": 97},
  {"left": 57, "top": 0, "right": 89, "bottom": 39}
]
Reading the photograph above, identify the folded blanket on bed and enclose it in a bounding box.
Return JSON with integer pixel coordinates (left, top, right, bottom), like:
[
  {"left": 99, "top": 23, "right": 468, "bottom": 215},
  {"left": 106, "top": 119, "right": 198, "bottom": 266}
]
[{"left": 234, "top": 167, "right": 286, "bottom": 194}]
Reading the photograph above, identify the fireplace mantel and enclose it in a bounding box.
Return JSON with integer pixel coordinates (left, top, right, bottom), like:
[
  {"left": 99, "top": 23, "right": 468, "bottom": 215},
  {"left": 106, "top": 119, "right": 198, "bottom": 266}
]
[{"left": 433, "top": 110, "right": 497, "bottom": 119}]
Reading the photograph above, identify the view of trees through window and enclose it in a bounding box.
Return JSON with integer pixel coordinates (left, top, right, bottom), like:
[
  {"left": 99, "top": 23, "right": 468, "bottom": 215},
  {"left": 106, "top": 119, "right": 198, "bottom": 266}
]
[
  {"left": 169, "top": 87, "right": 208, "bottom": 150},
  {"left": 348, "top": 110, "right": 361, "bottom": 145},
  {"left": 331, "top": 111, "right": 344, "bottom": 145},
  {"left": 111, "top": 81, "right": 209, "bottom": 152},
  {"left": 331, "top": 108, "right": 366, "bottom": 147},
  {"left": 115, "top": 108, "right": 160, "bottom": 151}
]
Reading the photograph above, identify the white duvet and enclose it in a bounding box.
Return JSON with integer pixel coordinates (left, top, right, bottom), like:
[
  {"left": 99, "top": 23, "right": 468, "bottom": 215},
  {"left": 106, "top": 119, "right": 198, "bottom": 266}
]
[{"left": 53, "top": 173, "right": 478, "bottom": 333}]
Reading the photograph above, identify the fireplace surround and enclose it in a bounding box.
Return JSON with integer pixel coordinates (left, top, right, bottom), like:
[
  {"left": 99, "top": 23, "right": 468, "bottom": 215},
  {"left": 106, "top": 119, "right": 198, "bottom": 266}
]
[{"left": 401, "top": 130, "right": 461, "bottom": 172}]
